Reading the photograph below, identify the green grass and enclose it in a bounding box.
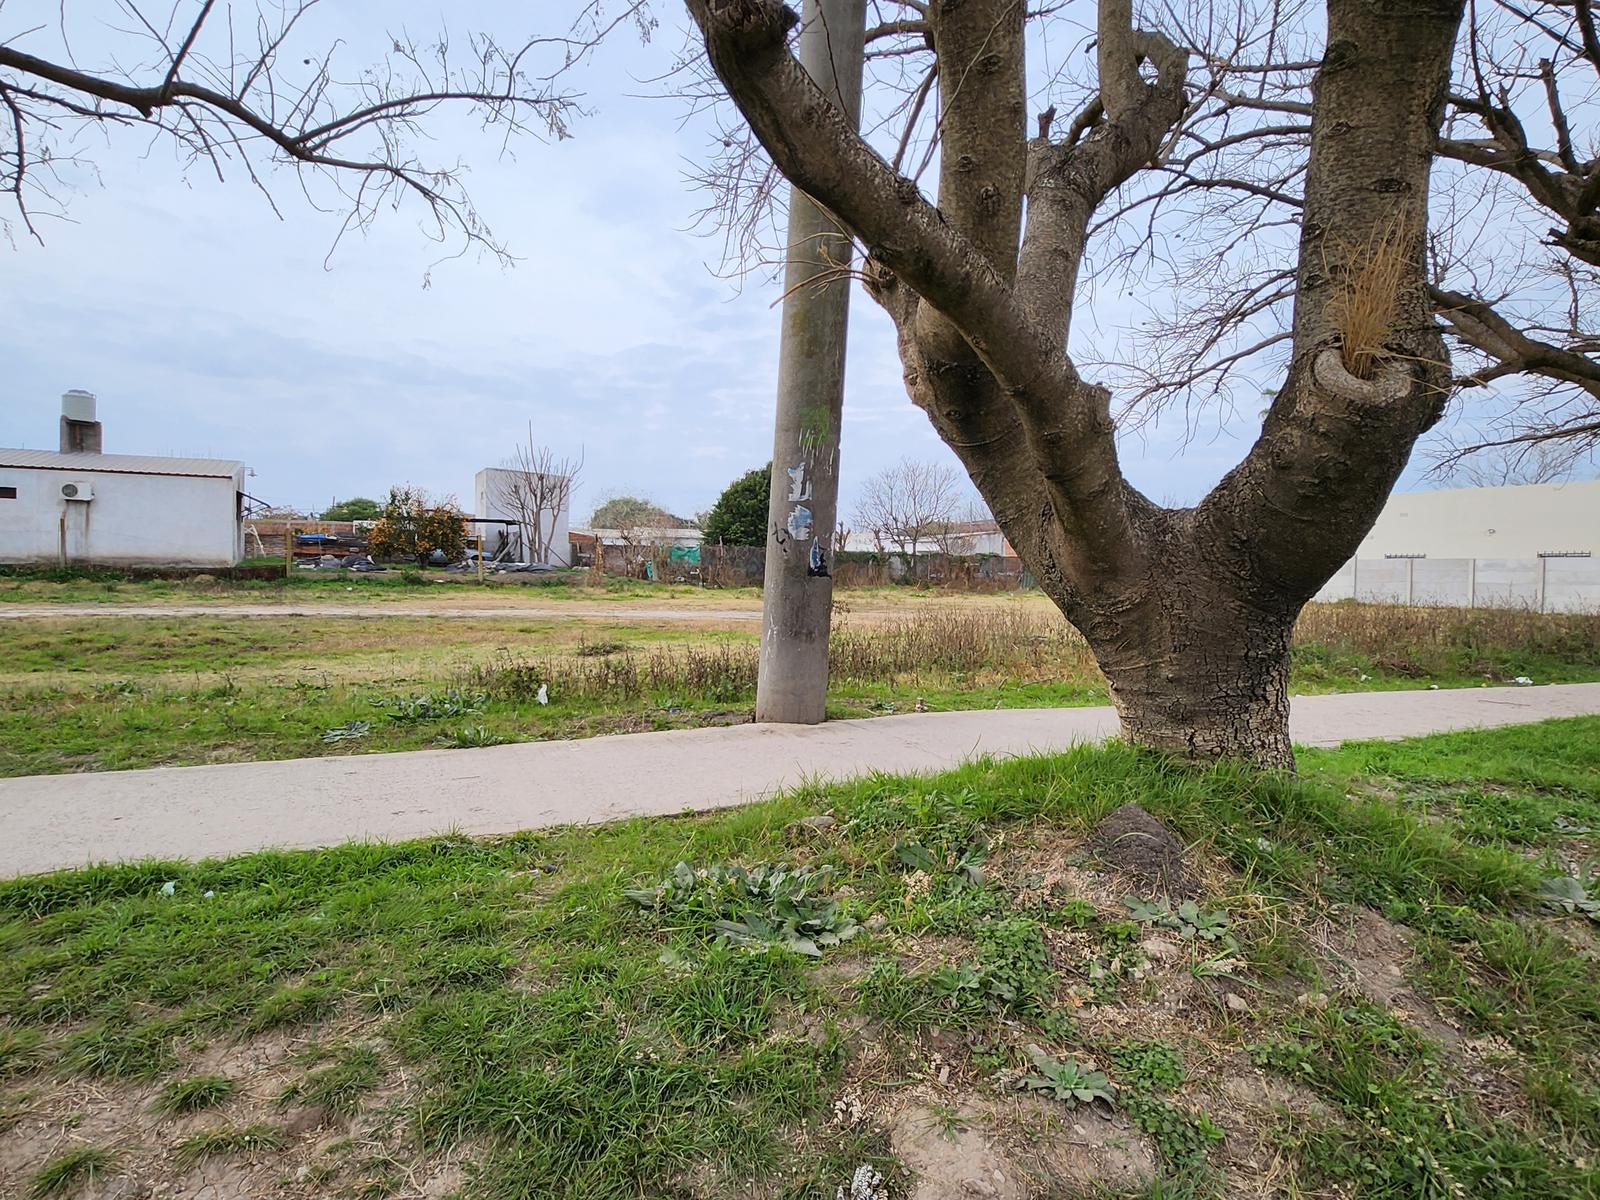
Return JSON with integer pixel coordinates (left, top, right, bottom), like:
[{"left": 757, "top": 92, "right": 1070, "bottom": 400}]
[
  {"left": 172, "top": 1123, "right": 286, "bottom": 1166},
  {"left": 0, "top": 564, "right": 745, "bottom": 605},
  {"left": 2, "top": 719, "right": 1596, "bottom": 1195},
  {"left": 28, "top": 1147, "right": 116, "bottom": 1197},
  {"left": 288, "top": 1044, "right": 384, "bottom": 1116},
  {"left": 4, "top": 600, "right": 1598, "bottom": 777},
  {"left": 151, "top": 1073, "right": 235, "bottom": 1114}
]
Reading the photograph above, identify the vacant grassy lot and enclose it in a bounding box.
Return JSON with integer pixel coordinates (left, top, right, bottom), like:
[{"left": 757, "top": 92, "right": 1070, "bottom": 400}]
[
  {"left": 1, "top": 719, "right": 1596, "bottom": 1198},
  {"left": 2, "top": 600, "right": 1598, "bottom": 777}
]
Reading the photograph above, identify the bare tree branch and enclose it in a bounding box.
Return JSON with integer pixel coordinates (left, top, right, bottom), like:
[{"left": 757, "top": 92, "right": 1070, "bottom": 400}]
[{"left": 0, "top": 1, "right": 654, "bottom": 257}]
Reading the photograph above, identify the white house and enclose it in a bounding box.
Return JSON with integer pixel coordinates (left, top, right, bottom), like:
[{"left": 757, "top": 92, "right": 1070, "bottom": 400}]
[
  {"left": 0, "top": 393, "right": 246, "bottom": 569},
  {"left": 936, "top": 519, "right": 1017, "bottom": 558},
  {"left": 473, "top": 467, "right": 572, "bottom": 566}
]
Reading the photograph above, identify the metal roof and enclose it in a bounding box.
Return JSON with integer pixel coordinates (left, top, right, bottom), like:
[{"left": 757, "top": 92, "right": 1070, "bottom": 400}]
[{"left": 0, "top": 448, "right": 244, "bottom": 479}]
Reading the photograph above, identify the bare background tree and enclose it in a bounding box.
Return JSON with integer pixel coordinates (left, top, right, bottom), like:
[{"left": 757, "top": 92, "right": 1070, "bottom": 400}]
[
  {"left": 934, "top": 496, "right": 999, "bottom": 556},
  {"left": 493, "top": 426, "right": 583, "bottom": 564},
  {"left": 1443, "top": 441, "right": 1581, "bottom": 488},
  {"left": 853, "top": 458, "right": 960, "bottom": 567},
  {"left": 0, "top": 0, "right": 653, "bottom": 255}
]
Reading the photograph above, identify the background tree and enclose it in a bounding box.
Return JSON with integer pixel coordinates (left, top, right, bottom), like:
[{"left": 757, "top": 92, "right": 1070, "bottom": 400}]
[
  {"left": 1444, "top": 443, "right": 1595, "bottom": 489},
  {"left": 589, "top": 495, "right": 671, "bottom": 530},
  {"left": 368, "top": 485, "right": 466, "bottom": 566},
  {"left": 935, "top": 497, "right": 999, "bottom": 556},
  {"left": 1, "top": 1, "right": 651, "bottom": 250},
  {"left": 687, "top": 0, "right": 1467, "bottom": 767},
  {"left": 852, "top": 459, "right": 960, "bottom": 569},
  {"left": 321, "top": 498, "right": 381, "bottom": 522},
  {"left": 702, "top": 464, "right": 771, "bottom": 545},
  {"left": 493, "top": 427, "right": 583, "bottom": 563}
]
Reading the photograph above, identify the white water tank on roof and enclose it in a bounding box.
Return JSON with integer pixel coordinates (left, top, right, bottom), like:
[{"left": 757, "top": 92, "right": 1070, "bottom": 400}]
[{"left": 62, "top": 390, "right": 97, "bottom": 422}]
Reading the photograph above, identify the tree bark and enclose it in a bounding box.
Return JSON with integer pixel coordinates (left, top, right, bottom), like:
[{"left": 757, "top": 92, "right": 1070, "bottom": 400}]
[{"left": 1075, "top": 569, "right": 1298, "bottom": 770}]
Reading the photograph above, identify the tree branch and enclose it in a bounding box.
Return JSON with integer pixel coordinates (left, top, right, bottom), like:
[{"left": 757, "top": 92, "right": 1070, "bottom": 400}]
[{"left": 685, "top": 0, "right": 1142, "bottom": 578}]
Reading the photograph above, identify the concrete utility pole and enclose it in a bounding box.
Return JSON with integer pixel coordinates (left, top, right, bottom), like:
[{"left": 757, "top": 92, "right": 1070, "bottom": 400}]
[{"left": 755, "top": 0, "right": 867, "bottom": 724}]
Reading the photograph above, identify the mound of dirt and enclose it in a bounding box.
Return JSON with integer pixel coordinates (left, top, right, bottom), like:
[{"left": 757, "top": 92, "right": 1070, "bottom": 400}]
[{"left": 1088, "top": 804, "right": 1195, "bottom": 898}]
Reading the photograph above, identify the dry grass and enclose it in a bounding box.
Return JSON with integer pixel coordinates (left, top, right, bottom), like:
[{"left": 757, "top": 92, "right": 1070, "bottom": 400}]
[
  {"left": 1324, "top": 207, "right": 1413, "bottom": 379},
  {"left": 460, "top": 608, "right": 1087, "bottom": 705},
  {"left": 461, "top": 601, "right": 1600, "bottom": 705},
  {"left": 1294, "top": 601, "right": 1600, "bottom": 675}
]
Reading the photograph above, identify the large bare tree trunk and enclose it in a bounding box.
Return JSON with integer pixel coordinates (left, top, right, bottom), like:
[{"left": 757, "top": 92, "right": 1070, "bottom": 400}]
[
  {"left": 686, "top": 0, "right": 1466, "bottom": 769},
  {"left": 1076, "top": 583, "right": 1297, "bottom": 769}
]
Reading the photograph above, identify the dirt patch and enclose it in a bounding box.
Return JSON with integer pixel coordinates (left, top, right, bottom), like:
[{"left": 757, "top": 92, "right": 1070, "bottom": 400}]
[
  {"left": 1321, "top": 908, "right": 1461, "bottom": 1047},
  {"left": 1087, "top": 805, "right": 1196, "bottom": 899},
  {"left": 0, "top": 1016, "right": 443, "bottom": 1200},
  {"left": 888, "top": 1093, "right": 1156, "bottom": 1199},
  {"left": 889, "top": 1102, "right": 1023, "bottom": 1200}
]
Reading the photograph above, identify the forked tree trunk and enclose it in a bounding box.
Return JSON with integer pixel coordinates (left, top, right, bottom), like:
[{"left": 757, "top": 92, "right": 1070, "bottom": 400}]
[{"left": 685, "top": 0, "right": 1466, "bottom": 774}]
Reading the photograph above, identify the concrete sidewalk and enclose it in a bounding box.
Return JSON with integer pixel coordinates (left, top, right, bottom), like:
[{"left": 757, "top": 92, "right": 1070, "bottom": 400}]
[{"left": 3, "top": 683, "right": 1597, "bottom": 877}]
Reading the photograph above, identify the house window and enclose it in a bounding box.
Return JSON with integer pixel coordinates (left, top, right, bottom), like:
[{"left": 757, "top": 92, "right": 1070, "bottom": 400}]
[{"left": 0, "top": 486, "right": 16, "bottom": 499}]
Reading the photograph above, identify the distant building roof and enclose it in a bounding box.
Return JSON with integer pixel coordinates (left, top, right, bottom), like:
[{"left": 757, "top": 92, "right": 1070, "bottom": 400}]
[{"left": 0, "top": 449, "right": 244, "bottom": 479}]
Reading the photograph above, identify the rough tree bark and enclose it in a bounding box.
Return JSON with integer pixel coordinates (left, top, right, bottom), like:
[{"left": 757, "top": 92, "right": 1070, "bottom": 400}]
[{"left": 685, "top": 0, "right": 1466, "bottom": 768}]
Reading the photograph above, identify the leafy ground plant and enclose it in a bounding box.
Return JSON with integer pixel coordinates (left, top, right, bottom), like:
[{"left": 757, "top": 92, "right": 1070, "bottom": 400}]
[
  {"left": 1125, "top": 897, "right": 1233, "bottom": 943},
  {"left": 1017, "top": 1045, "right": 1116, "bottom": 1106},
  {"left": 1538, "top": 872, "right": 1600, "bottom": 922},
  {"left": 380, "top": 689, "right": 487, "bottom": 723},
  {"left": 626, "top": 861, "right": 861, "bottom": 956}
]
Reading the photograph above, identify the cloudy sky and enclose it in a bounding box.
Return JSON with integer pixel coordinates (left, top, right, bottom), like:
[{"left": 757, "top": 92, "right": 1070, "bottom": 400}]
[{"left": 2, "top": 1, "right": 1474, "bottom": 524}]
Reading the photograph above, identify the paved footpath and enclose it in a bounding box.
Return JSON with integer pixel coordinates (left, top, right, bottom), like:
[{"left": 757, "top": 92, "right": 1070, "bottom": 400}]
[{"left": 3, "top": 683, "right": 1597, "bottom": 877}]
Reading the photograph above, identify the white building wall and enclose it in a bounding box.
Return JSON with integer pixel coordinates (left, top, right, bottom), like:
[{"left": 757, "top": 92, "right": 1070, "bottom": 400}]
[
  {"left": 1314, "top": 555, "right": 1600, "bottom": 611},
  {"left": 1354, "top": 479, "right": 1599, "bottom": 558},
  {"left": 473, "top": 468, "right": 571, "bottom": 566},
  {"left": 1310, "top": 480, "right": 1599, "bottom": 611},
  {"left": 1546, "top": 556, "right": 1600, "bottom": 612},
  {"left": 0, "top": 466, "right": 244, "bottom": 567}
]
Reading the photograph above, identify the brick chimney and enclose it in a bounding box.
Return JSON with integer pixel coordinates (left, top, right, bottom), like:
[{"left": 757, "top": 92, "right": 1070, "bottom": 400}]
[{"left": 60, "top": 390, "right": 102, "bottom": 454}]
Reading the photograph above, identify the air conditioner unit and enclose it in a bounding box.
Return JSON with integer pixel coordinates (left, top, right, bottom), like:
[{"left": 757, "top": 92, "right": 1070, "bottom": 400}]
[{"left": 61, "top": 481, "right": 94, "bottom": 502}]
